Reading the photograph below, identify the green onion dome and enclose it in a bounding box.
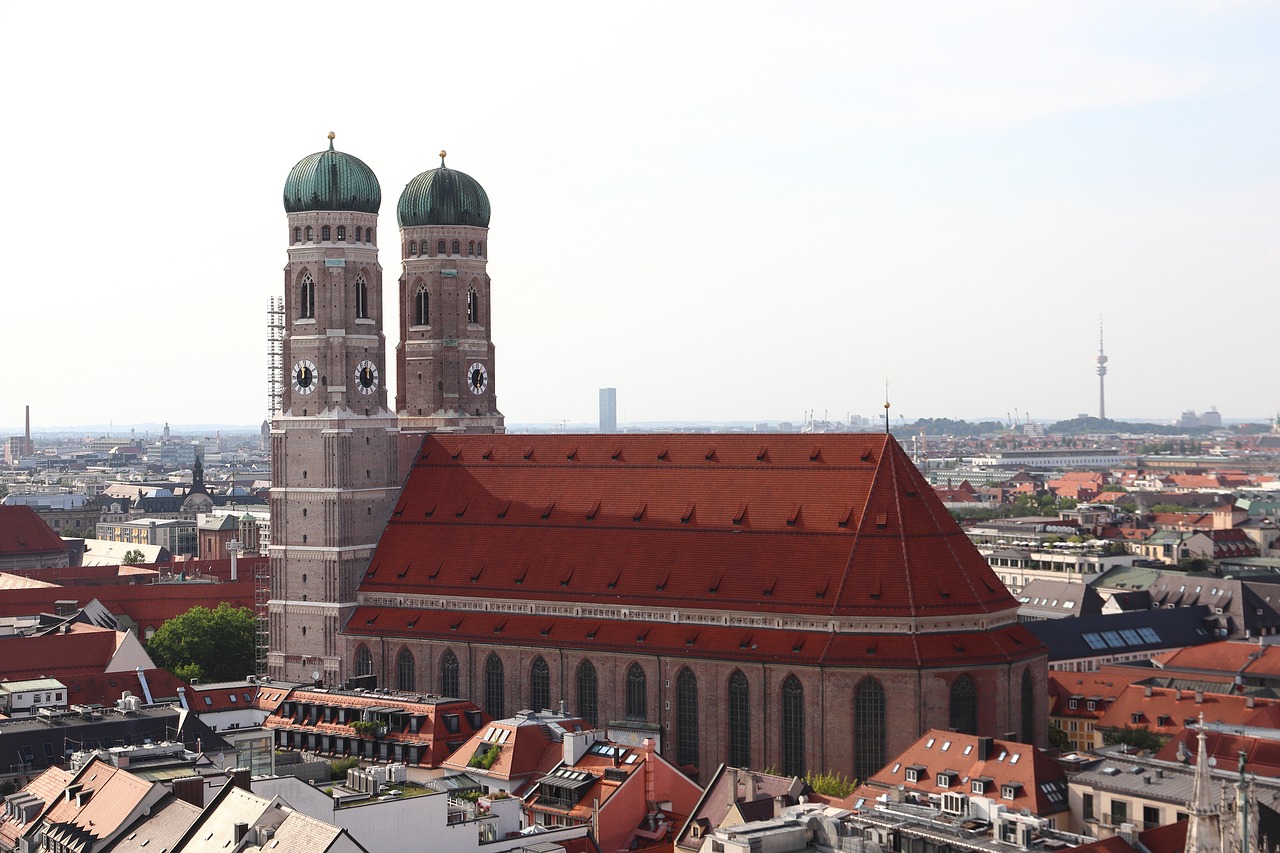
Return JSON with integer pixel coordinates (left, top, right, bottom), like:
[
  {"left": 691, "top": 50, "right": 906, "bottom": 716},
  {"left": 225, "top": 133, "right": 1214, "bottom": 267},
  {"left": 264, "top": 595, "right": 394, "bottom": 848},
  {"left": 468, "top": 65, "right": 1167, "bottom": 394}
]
[
  {"left": 283, "top": 132, "right": 381, "bottom": 214},
  {"left": 397, "top": 150, "right": 490, "bottom": 227}
]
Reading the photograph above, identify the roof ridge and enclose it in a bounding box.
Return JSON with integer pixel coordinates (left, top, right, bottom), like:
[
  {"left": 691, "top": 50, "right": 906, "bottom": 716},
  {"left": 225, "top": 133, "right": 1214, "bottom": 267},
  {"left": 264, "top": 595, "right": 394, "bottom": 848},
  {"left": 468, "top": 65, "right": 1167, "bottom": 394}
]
[{"left": 828, "top": 434, "right": 888, "bottom": 614}]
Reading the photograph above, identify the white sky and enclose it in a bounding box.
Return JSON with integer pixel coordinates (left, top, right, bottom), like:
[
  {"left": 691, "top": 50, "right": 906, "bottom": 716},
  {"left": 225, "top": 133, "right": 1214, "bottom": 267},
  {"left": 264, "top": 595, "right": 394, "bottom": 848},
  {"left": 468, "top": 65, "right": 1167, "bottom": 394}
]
[{"left": 2, "top": 1, "right": 1277, "bottom": 431}]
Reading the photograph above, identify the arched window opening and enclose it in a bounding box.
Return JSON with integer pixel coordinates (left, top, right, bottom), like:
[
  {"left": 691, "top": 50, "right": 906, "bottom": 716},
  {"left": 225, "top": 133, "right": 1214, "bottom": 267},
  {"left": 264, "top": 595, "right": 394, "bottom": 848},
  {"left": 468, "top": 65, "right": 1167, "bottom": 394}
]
[
  {"left": 485, "top": 653, "right": 505, "bottom": 720},
  {"left": 415, "top": 285, "right": 429, "bottom": 326},
  {"left": 530, "top": 657, "right": 551, "bottom": 712},
  {"left": 625, "top": 663, "right": 646, "bottom": 720},
  {"left": 451, "top": 240, "right": 460, "bottom": 255},
  {"left": 396, "top": 648, "right": 415, "bottom": 692},
  {"left": 577, "top": 660, "right": 598, "bottom": 726},
  {"left": 950, "top": 674, "right": 978, "bottom": 736},
  {"left": 467, "top": 287, "right": 480, "bottom": 324},
  {"left": 437, "top": 240, "right": 446, "bottom": 255},
  {"left": 409, "top": 241, "right": 417, "bottom": 257},
  {"left": 478, "top": 241, "right": 484, "bottom": 257},
  {"left": 293, "top": 227, "right": 301, "bottom": 244},
  {"left": 854, "top": 678, "right": 886, "bottom": 781},
  {"left": 676, "top": 668, "right": 698, "bottom": 768},
  {"left": 354, "top": 645, "right": 373, "bottom": 678},
  {"left": 728, "top": 671, "right": 751, "bottom": 768},
  {"left": 299, "top": 273, "right": 315, "bottom": 320},
  {"left": 355, "top": 274, "right": 369, "bottom": 320},
  {"left": 321, "top": 225, "right": 331, "bottom": 241},
  {"left": 367, "top": 228, "right": 374, "bottom": 243},
  {"left": 1021, "top": 669, "right": 1035, "bottom": 744},
  {"left": 468, "top": 240, "right": 475, "bottom": 255},
  {"left": 440, "top": 650, "right": 459, "bottom": 697},
  {"left": 336, "top": 225, "right": 346, "bottom": 241},
  {"left": 305, "top": 226, "right": 313, "bottom": 242},
  {"left": 355, "top": 226, "right": 363, "bottom": 242},
  {"left": 781, "top": 675, "right": 805, "bottom": 777}
]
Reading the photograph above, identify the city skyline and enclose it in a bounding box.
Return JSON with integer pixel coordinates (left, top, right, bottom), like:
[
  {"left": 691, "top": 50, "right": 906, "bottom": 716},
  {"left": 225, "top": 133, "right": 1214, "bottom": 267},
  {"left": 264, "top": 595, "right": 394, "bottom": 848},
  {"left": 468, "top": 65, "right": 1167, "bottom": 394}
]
[{"left": 3, "top": 2, "right": 1277, "bottom": 426}]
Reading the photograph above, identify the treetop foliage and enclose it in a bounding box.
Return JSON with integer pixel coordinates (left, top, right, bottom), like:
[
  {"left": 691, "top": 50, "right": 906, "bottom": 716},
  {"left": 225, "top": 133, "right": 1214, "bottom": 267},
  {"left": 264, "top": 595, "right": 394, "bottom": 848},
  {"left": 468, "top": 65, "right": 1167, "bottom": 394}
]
[{"left": 147, "top": 602, "right": 254, "bottom": 684}]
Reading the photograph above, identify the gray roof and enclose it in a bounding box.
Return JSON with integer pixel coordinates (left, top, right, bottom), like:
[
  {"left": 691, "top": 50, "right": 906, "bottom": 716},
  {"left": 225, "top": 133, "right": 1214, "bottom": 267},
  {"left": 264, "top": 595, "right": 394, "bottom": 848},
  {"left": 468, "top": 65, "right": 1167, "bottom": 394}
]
[{"left": 1026, "top": 606, "right": 1215, "bottom": 662}]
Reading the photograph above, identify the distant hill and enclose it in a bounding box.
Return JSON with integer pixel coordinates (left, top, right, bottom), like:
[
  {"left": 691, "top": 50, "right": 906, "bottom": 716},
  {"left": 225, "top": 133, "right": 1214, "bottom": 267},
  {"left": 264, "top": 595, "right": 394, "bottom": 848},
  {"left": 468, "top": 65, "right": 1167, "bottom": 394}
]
[{"left": 1046, "top": 416, "right": 1218, "bottom": 436}]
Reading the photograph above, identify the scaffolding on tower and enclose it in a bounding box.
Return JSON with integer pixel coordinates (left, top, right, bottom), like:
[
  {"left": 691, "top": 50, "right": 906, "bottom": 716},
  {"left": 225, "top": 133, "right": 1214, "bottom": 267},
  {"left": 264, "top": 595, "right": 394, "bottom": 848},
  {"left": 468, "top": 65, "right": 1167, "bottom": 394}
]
[{"left": 260, "top": 297, "right": 285, "bottom": 676}]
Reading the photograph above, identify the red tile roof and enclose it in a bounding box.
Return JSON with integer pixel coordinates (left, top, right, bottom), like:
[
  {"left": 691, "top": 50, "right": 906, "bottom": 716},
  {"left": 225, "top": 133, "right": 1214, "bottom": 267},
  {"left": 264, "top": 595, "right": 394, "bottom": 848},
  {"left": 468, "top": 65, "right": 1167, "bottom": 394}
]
[
  {"left": 864, "top": 729, "right": 1069, "bottom": 817},
  {"left": 441, "top": 711, "right": 589, "bottom": 788},
  {"left": 0, "top": 581, "right": 256, "bottom": 633},
  {"left": 0, "top": 506, "right": 66, "bottom": 557},
  {"left": 361, "top": 435, "right": 1018, "bottom": 620},
  {"left": 1157, "top": 727, "right": 1280, "bottom": 778},
  {"left": 1097, "top": 683, "right": 1280, "bottom": 736},
  {"left": 1048, "top": 668, "right": 1137, "bottom": 721}
]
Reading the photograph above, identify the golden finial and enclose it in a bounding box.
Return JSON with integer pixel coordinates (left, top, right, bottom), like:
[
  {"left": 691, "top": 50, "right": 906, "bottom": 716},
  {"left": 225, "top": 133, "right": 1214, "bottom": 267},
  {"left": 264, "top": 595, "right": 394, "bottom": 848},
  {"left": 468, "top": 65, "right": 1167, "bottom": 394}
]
[
  {"left": 884, "top": 380, "right": 891, "bottom": 434},
  {"left": 327, "top": 131, "right": 336, "bottom": 151},
  {"left": 439, "top": 149, "right": 448, "bottom": 167}
]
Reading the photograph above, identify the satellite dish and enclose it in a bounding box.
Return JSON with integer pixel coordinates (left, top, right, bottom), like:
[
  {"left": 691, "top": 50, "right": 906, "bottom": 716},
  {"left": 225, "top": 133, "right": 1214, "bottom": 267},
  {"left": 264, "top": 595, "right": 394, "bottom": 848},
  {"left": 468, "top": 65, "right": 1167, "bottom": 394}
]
[
  {"left": 1209, "top": 757, "right": 1217, "bottom": 767},
  {"left": 311, "top": 670, "right": 321, "bottom": 681}
]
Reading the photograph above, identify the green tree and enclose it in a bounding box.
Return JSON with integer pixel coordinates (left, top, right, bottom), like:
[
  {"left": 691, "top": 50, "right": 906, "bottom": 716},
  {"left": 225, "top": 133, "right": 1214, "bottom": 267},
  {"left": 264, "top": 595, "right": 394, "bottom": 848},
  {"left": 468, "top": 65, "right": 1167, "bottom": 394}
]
[
  {"left": 122, "top": 548, "right": 146, "bottom": 565},
  {"left": 1048, "top": 724, "right": 1072, "bottom": 752},
  {"left": 147, "top": 602, "right": 254, "bottom": 683}
]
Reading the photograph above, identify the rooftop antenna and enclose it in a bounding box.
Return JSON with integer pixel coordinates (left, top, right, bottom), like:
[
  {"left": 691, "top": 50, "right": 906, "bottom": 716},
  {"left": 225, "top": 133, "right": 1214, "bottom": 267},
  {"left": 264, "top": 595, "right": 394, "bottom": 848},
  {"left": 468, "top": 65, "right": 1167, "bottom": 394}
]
[{"left": 1096, "top": 315, "right": 1109, "bottom": 420}]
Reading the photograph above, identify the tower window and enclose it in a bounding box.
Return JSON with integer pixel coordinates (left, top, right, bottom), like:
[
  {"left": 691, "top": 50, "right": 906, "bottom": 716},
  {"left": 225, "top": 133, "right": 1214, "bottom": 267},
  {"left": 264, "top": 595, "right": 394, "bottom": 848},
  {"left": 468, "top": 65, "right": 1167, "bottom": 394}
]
[
  {"left": 415, "top": 285, "right": 429, "bottom": 326},
  {"left": 356, "top": 226, "right": 363, "bottom": 242},
  {"left": 451, "top": 240, "right": 460, "bottom": 255},
  {"left": 337, "top": 225, "right": 346, "bottom": 241},
  {"left": 728, "top": 670, "right": 750, "bottom": 768},
  {"left": 305, "top": 226, "right": 313, "bottom": 242},
  {"left": 676, "top": 668, "right": 698, "bottom": 768},
  {"left": 781, "top": 675, "right": 804, "bottom": 776},
  {"left": 293, "top": 227, "right": 301, "bottom": 244},
  {"left": 468, "top": 240, "right": 475, "bottom": 255},
  {"left": 478, "top": 241, "right": 484, "bottom": 256},
  {"left": 409, "top": 241, "right": 417, "bottom": 257},
  {"left": 467, "top": 287, "right": 480, "bottom": 324},
  {"left": 530, "top": 657, "right": 550, "bottom": 711},
  {"left": 299, "top": 273, "right": 315, "bottom": 319},
  {"left": 577, "top": 659, "right": 599, "bottom": 727},
  {"left": 626, "top": 663, "right": 646, "bottom": 720},
  {"left": 437, "top": 240, "right": 446, "bottom": 255},
  {"left": 322, "top": 225, "right": 331, "bottom": 241},
  {"left": 440, "top": 650, "right": 459, "bottom": 697},
  {"left": 355, "top": 274, "right": 369, "bottom": 320},
  {"left": 368, "top": 228, "right": 374, "bottom": 243}
]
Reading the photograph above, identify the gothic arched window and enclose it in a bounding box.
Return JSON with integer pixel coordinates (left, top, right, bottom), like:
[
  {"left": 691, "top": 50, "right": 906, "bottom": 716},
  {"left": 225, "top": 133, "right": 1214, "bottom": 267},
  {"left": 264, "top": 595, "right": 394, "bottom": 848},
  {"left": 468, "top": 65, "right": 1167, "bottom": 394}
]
[
  {"left": 1021, "top": 669, "right": 1035, "bottom": 744},
  {"left": 485, "top": 653, "right": 505, "bottom": 720},
  {"left": 467, "top": 287, "right": 480, "bottom": 324},
  {"left": 367, "top": 228, "right": 374, "bottom": 243},
  {"left": 676, "top": 668, "right": 698, "bottom": 768},
  {"left": 854, "top": 677, "right": 886, "bottom": 781},
  {"left": 354, "top": 645, "right": 373, "bottom": 678},
  {"left": 468, "top": 240, "right": 475, "bottom": 255},
  {"left": 409, "top": 241, "right": 417, "bottom": 257},
  {"left": 305, "top": 226, "right": 313, "bottom": 242},
  {"left": 293, "top": 227, "right": 301, "bottom": 244},
  {"left": 439, "top": 649, "right": 459, "bottom": 697},
  {"left": 530, "top": 656, "right": 551, "bottom": 712},
  {"left": 354, "top": 274, "right": 369, "bottom": 320},
  {"left": 355, "top": 226, "right": 362, "bottom": 242},
  {"left": 414, "top": 285, "right": 429, "bottom": 326},
  {"left": 728, "top": 671, "right": 751, "bottom": 768},
  {"left": 396, "top": 648, "right": 415, "bottom": 692},
  {"left": 336, "top": 225, "right": 346, "bottom": 241},
  {"left": 437, "top": 240, "right": 446, "bottom": 255},
  {"left": 321, "top": 225, "right": 331, "bottom": 241},
  {"left": 478, "top": 241, "right": 484, "bottom": 257},
  {"left": 625, "top": 663, "right": 646, "bottom": 720},
  {"left": 950, "top": 674, "right": 978, "bottom": 736},
  {"left": 577, "top": 660, "right": 598, "bottom": 726},
  {"left": 781, "top": 675, "right": 804, "bottom": 777},
  {"left": 451, "top": 240, "right": 460, "bottom": 255},
  {"left": 299, "top": 273, "right": 315, "bottom": 320}
]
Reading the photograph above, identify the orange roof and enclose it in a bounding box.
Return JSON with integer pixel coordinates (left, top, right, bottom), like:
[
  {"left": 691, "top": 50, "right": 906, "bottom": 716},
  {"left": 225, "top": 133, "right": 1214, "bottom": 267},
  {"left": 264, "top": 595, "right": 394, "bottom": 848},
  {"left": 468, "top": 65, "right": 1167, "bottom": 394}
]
[
  {"left": 865, "top": 729, "right": 1068, "bottom": 817},
  {"left": 0, "top": 506, "right": 66, "bottom": 557},
  {"left": 1097, "top": 683, "right": 1279, "bottom": 736},
  {"left": 0, "top": 766, "right": 73, "bottom": 850},
  {"left": 441, "top": 710, "right": 588, "bottom": 787},
  {"left": 40, "top": 758, "right": 161, "bottom": 843},
  {"left": 1157, "top": 727, "right": 1280, "bottom": 778},
  {"left": 1048, "top": 668, "right": 1138, "bottom": 720},
  {"left": 1153, "top": 640, "right": 1280, "bottom": 677}
]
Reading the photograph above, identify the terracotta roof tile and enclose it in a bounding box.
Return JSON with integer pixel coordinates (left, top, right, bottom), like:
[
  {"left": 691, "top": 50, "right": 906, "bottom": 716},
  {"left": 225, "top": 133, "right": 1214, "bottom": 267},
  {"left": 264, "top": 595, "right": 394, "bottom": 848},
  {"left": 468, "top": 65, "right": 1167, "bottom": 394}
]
[{"left": 0, "top": 506, "right": 66, "bottom": 557}]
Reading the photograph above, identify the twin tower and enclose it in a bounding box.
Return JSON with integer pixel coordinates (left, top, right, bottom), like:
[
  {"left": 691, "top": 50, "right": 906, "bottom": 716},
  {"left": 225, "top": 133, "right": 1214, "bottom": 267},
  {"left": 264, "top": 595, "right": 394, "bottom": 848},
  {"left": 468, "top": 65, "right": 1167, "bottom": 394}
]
[{"left": 268, "top": 135, "right": 503, "bottom": 682}]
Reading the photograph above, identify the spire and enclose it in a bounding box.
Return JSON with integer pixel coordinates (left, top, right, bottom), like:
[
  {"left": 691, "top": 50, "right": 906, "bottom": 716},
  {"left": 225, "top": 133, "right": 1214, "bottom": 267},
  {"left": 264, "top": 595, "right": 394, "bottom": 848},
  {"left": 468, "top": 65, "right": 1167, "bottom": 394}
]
[
  {"left": 327, "top": 131, "right": 336, "bottom": 151},
  {"left": 1185, "top": 715, "right": 1224, "bottom": 853},
  {"left": 439, "top": 149, "right": 447, "bottom": 168}
]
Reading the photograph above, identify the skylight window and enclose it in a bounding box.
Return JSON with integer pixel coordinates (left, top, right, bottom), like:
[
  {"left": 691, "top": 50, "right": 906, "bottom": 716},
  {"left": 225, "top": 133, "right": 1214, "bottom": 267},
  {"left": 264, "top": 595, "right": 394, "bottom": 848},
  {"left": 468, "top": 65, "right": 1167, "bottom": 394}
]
[
  {"left": 926, "top": 738, "right": 936, "bottom": 748},
  {"left": 941, "top": 741, "right": 952, "bottom": 752},
  {"left": 1010, "top": 753, "right": 1020, "bottom": 765}
]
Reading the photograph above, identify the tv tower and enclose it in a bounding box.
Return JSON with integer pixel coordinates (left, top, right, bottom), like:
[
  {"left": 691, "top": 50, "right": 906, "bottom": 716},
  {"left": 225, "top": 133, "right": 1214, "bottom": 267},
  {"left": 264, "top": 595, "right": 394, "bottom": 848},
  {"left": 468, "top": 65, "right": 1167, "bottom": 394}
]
[{"left": 1096, "top": 318, "right": 1108, "bottom": 420}]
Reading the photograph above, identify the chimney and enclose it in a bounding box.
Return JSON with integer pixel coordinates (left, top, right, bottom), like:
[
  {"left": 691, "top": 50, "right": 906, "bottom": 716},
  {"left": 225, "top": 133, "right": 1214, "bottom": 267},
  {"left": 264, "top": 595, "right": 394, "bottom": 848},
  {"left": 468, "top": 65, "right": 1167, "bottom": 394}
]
[
  {"left": 977, "top": 736, "right": 994, "bottom": 762},
  {"left": 1195, "top": 691, "right": 1204, "bottom": 705},
  {"left": 171, "top": 776, "right": 205, "bottom": 808},
  {"left": 1144, "top": 685, "right": 1153, "bottom": 698},
  {"left": 1247, "top": 695, "right": 1256, "bottom": 709},
  {"left": 730, "top": 767, "right": 741, "bottom": 802},
  {"left": 229, "top": 767, "right": 251, "bottom": 792}
]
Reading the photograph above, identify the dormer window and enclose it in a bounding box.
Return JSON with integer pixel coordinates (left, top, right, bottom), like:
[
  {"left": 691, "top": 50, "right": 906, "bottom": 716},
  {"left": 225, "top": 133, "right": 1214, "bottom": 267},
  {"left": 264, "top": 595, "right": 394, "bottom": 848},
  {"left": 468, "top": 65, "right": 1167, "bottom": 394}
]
[
  {"left": 905, "top": 764, "right": 925, "bottom": 783},
  {"left": 936, "top": 771, "right": 956, "bottom": 788},
  {"left": 1087, "top": 700, "right": 1097, "bottom": 711},
  {"left": 1069, "top": 698, "right": 1079, "bottom": 710}
]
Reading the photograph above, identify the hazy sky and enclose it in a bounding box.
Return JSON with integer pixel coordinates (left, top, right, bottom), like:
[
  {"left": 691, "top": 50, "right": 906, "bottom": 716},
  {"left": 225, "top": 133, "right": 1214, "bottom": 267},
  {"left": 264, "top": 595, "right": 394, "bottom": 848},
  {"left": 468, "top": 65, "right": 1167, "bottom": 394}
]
[{"left": 3, "top": 1, "right": 1277, "bottom": 432}]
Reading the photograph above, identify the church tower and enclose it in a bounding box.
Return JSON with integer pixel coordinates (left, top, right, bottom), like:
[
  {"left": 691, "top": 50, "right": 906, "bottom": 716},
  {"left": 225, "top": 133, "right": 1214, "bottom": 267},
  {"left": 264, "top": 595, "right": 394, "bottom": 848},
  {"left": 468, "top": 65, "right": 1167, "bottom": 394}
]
[
  {"left": 395, "top": 151, "right": 504, "bottom": 434},
  {"left": 268, "top": 133, "right": 401, "bottom": 684}
]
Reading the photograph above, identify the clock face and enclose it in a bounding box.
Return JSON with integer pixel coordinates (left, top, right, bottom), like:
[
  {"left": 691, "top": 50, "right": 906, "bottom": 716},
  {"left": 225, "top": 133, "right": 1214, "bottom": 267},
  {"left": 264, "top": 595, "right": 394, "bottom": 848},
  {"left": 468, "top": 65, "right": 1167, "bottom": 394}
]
[
  {"left": 354, "top": 360, "right": 379, "bottom": 395},
  {"left": 292, "top": 359, "right": 318, "bottom": 395},
  {"left": 467, "top": 362, "right": 489, "bottom": 395}
]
